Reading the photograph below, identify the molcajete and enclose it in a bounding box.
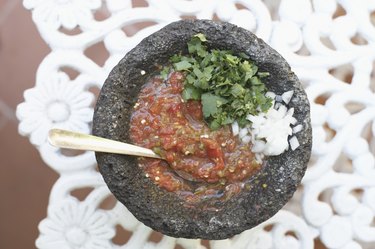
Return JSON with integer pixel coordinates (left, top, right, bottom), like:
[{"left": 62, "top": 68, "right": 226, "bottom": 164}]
[{"left": 93, "top": 19, "right": 312, "bottom": 239}]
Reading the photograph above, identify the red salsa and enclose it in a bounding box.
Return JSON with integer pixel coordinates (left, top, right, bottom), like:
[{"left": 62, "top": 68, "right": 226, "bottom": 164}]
[{"left": 130, "top": 71, "right": 261, "bottom": 204}]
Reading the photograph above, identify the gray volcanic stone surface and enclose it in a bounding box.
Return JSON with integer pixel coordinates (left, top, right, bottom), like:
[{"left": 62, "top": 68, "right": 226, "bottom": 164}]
[{"left": 93, "top": 19, "right": 312, "bottom": 240}]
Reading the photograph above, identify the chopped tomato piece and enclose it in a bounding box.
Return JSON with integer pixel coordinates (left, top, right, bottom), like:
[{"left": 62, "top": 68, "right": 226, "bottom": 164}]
[
  {"left": 160, "top": 127, "right": 175, "bottom": 135},
  {"left": 185, "top": 100, "right": 203, "bottom": 120},
  {"left": 201, "top": 138, "right": 223, "bottom": 159},
  {"left": 169, "top": 72, "right": 184, "bottom": 93}
]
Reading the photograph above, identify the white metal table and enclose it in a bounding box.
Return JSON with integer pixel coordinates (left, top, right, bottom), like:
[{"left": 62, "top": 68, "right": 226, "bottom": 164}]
[{"left": 17, "top": 0, "right": 375, "bottom": 248}]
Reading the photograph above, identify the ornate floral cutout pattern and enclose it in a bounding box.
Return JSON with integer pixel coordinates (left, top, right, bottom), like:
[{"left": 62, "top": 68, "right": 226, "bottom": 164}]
[
  {"left": 18, "top": 0, "right": 375, "bottom": 248},
  {"left": 17, "top": 72, "right": 94, "bottom": 146},
  {"left": 36, "top": 198, "right": 115, "bottom": 249},
  {"left": 24, "top": 0, "right": 102, "bottom": 29}
]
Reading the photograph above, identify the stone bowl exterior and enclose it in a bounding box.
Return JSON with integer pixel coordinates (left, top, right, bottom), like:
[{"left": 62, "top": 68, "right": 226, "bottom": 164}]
[{"left": 93, "top": 19, "right": 312, "bottom": 239}]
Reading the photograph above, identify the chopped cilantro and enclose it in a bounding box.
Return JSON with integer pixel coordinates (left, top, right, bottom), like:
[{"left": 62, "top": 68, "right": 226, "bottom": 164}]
[
  {"left": 167, "top": 33, "right": 272, "bottom": 130},
  {"left": 201, "top": 93, "right": 228, "bottom": 118},
  {"left": 160, "top": 66, "right": 170, "bottom": 80},
  {"left": 182, "top": 85, "right": 201, "bottom": 100},
  {"left": 174, "top": 61, "right": 192, "bottom": 71},
  {"left": 194, "top": 33, "right": 207, "bottom": 42}
]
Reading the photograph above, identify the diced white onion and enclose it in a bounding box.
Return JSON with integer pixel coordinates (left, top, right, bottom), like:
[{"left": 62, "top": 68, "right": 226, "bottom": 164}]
[
  {"left": 231, "top": 121, "right": 239, "bottom": 136},
  {"left": 252, "top": 140, "right": 266, "bottom": 153},
  {"left": 289, "top": 136, "right": 300, "bottom": 150},
  {"left": 239, "top": 128, "right": 248, "bottom": 138},
  {"left": 246, "top": 114, "right": 256, "bottom": 122},
  {"left": 265, "top": 91, "right": 276, "bottom": 99},
  {"left": 293, "top": 124, "right": 303, "bottom": 133},
  {"left": 242, "top": 135, "right": 251, "bottom": 144},
  {"left": 274, "top": 102, "right": 282, "bottom": 110},
  {"left": 247, "top": 114, "right": 265, "bottom": 127},
  {"left": 277, "top": 105, "right": 287, "bottom": 117},
  {"left": 282, "top": 90, "right": 294, "bottom": 104},
  {"left": 291, "top": 117, "right": 297, "bottom": 125},
  {"left": 255, "top": 153, "right": 264, "bottom": 163},
  {"left": 263, "top": 137, "right": 289, "bottom": 156},
  {"left": 287, "top": 107, "right": 294, "bottom": 116},
  {"left": 275, "top": 95, "right": 283, "bottom": 102},
  {"left": 233, "top": 90, "right": 300, "bottom": 157},
  {"left": 287, "top": 127, "right": 293, "bottom": 136}
]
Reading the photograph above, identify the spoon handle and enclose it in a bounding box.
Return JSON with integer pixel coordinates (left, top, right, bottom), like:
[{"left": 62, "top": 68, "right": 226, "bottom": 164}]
[{"left": 48, "top": 129, "right": 161, "bottom": 159}]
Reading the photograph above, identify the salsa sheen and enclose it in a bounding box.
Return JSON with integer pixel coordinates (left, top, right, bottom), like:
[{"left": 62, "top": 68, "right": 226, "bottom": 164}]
[{"left": 130, "top": 71, "right": 262, "bottom": 204}]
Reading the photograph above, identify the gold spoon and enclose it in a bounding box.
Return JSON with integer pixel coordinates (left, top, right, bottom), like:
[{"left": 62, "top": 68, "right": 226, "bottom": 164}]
[
  {"left": 48, "top": 129, "right": 161, "bottom": 159},
  {"left": 48, "top": 129, "right": 202, "bottom": 182}
]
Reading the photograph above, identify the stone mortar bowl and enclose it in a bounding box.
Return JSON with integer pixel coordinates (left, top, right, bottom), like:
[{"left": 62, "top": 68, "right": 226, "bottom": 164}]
[{"left": 93, "top": 19, "right": 312, "bottom": 240}]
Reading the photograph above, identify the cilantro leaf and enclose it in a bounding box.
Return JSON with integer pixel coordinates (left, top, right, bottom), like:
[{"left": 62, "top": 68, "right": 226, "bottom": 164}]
[
  {"left": 182, "top": 86, "right": 201, "bottom": 100},
  {"left": 188, "top": 35, "right": 207, "bottom": 57},
  {"left": 209, "top": 118, "right": 221, "bottom": 130},
  {"left": 194, "top": 33, "right": 207, "bottom": 42},
  {"left": 225, "top": 54, "right": 240, "bottom": 65},
  {"left": 230, "top": 84, "right": 245, "bottom": 97},
  {"left": 258, "top": 72, "right": 270, "bottom": 78},
  {"left": 239, "top": 52, "right": 250, "bottom": 59},
  {"left": 160, "top": 66, "right": 170, "bottom": 80},
  {"left": 193, "top": 67, "right": 204, "bottom": 79},
  {"left": 164, "top": 33, "right": 272, "bottom": 130},
  {"left": 203, "top": 66, "right": 213, "bottom": 80},
  {"left": 201, "top": 93, "right": 227, "bottom": 118},
  {"left": 174, "top": 61, "right": 192, "bottom": 71}
]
